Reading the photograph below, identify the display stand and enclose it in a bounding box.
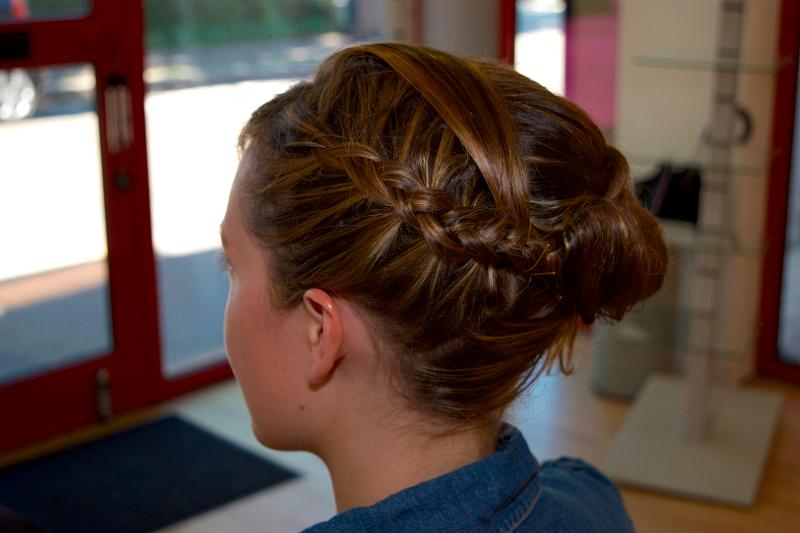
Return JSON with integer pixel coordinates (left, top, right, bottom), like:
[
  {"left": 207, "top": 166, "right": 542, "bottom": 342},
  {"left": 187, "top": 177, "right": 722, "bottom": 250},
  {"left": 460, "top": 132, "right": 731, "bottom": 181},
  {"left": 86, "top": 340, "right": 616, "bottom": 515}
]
[{"left": 605, "top": 0, "right": 783, "bottom": 507}]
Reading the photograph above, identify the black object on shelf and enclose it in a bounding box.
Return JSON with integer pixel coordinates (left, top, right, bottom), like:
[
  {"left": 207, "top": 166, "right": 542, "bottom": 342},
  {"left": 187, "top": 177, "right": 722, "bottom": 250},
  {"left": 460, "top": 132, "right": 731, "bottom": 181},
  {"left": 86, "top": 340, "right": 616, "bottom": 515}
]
[{"left": 636, "top": 162, "right": 702, "bottom": 225}]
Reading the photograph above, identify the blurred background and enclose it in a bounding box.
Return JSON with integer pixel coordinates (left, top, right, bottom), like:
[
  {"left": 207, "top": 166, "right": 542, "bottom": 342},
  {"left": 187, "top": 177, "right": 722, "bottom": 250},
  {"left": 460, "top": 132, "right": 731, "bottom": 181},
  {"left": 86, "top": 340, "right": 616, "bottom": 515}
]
[{"left": 0, "top": 1, "right": 798, "bottom": 531}]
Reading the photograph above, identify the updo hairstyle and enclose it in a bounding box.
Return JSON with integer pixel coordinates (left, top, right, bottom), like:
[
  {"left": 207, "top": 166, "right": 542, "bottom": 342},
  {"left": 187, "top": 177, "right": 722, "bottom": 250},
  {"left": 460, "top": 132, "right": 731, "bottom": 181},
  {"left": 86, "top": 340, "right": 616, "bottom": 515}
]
[{"left": 237, "top": 43, "right": 667, "bottom": 425}]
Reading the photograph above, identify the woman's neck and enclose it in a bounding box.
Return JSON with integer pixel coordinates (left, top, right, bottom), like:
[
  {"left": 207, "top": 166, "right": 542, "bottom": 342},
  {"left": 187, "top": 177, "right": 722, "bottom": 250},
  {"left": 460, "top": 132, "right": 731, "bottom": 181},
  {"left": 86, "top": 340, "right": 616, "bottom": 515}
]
[{"left": 320, "top": 418, "right": 498, "bottom": 513}]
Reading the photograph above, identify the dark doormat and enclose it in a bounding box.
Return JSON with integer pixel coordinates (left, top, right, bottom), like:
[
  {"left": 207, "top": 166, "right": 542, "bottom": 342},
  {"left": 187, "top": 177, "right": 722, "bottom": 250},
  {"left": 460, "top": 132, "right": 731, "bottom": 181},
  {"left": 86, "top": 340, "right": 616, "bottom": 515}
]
[{"left": 0, "top": 416, "right": 297, "bottom": 532}]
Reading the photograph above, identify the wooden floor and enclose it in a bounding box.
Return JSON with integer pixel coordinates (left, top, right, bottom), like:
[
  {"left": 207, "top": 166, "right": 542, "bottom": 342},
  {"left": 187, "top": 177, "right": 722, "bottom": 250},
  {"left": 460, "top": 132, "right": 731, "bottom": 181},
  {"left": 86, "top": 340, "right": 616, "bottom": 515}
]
[
  {"left": 2, "top": 333, "right": 799, "bottom": 532},
  {"left": 512, "top": 342, "right": 800, "bottom": 533}
]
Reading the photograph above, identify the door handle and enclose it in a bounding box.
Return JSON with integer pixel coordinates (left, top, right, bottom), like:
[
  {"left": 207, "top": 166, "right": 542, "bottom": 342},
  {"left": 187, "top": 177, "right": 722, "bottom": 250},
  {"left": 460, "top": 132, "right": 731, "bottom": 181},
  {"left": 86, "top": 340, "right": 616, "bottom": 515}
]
[{"left": 104, "top": 74, "right": 133, "bottom": 154}]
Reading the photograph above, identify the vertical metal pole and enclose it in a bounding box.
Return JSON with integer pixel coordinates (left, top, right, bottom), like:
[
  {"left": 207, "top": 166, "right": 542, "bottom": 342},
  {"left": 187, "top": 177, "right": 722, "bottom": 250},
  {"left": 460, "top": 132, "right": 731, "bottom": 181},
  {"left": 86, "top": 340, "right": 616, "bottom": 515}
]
[{"left": 684, "top": 0, "right": 745, "bottom": 443}]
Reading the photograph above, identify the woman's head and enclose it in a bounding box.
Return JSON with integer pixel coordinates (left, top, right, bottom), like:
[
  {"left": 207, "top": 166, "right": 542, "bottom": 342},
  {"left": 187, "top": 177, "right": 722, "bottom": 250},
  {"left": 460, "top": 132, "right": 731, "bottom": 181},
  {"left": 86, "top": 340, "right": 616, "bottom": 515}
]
[{"left": 229, "top": 43, "right": 667, "bottom": 432}]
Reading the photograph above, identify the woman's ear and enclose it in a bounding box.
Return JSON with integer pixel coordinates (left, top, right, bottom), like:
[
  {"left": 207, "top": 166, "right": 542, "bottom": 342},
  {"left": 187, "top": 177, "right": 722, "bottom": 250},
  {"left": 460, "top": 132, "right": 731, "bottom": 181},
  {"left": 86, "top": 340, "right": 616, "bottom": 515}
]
[{"left": 302, "top": 288, "right": 344, "bottom": 385}]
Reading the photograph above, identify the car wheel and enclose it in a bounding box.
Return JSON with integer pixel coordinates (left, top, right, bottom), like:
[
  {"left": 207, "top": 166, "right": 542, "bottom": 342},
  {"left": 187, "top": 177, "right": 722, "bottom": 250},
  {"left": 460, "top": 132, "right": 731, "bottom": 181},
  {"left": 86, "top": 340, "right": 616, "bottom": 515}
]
[{"left": 0, "top": 68, "right": 39, "bottom": 121}]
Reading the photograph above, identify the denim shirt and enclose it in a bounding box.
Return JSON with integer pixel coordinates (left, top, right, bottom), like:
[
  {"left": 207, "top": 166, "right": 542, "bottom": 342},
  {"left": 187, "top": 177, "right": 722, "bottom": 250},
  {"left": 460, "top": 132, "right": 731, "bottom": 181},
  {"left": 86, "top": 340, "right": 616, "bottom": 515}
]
[{"left": 303, "top": 424, "right": 634, "bottom": 532}]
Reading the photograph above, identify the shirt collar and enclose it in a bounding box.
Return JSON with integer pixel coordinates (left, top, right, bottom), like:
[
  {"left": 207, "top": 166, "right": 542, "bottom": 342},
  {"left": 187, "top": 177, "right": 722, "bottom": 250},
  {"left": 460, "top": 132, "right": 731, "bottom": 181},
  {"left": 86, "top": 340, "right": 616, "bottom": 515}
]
[{"left": 305, "top": 423, "right": 542, "bottom": 532}]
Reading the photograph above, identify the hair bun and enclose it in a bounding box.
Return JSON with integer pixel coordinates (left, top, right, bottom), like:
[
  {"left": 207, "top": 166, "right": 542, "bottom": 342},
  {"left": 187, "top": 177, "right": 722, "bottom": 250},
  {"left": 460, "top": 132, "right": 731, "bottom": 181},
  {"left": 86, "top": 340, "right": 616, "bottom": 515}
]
[{"left": 558, "top": 190, "right": 667, "bottom": 324}]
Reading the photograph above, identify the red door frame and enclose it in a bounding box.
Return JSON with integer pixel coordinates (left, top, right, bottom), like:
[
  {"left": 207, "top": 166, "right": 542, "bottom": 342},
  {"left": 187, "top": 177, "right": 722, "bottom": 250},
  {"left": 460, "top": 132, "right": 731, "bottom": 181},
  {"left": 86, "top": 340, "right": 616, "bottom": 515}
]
[
  {"left": 756, "top": 0, "right": 800, "bottom": 383},
  {"left": 499, "top": 0, "right": 515, "bottom": 65},
  {"left": 0, "top": 1, "right": 230, "bottom": 455}
]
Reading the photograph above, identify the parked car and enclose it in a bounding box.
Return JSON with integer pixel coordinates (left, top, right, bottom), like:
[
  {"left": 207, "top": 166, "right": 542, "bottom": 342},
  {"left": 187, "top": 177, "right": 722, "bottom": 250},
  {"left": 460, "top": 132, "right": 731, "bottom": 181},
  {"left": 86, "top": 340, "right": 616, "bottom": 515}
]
[
  {"left": 0, "top": 68, "right": 39, "bottom": 120},
  {"left": 0, "top": 0, "right": 38, "bottom": 121}
]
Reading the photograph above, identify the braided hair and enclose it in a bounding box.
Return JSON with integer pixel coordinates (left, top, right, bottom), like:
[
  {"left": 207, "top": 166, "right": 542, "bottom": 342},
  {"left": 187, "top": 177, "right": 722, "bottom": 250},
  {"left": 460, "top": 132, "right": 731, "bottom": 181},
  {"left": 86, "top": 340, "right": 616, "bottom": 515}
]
[{"left": 237, "top": 43, "right": 667, "bottom": 424}]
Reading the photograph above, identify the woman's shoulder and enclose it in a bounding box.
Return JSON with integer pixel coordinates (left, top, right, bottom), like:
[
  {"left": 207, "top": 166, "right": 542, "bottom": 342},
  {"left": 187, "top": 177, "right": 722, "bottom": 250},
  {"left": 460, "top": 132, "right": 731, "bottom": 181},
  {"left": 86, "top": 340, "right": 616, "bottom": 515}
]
[{"left": 519, "top": 456, "right": 635, "bottom": 532}]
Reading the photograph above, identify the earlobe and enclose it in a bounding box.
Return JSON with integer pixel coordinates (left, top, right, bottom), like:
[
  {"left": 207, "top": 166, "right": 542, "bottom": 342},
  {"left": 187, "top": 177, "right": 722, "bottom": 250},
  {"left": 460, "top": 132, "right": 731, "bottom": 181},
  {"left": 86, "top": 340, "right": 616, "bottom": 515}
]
[{"left": 302, "top": 289, "right": 344, "bottom": 385}]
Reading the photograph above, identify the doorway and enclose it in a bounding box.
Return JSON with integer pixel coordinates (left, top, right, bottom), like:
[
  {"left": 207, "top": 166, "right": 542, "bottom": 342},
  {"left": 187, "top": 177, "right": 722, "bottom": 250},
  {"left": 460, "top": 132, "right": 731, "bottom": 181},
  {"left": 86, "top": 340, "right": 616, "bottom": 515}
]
[{"left": 0, "top": 0, "right": 233, "bottom": 454}]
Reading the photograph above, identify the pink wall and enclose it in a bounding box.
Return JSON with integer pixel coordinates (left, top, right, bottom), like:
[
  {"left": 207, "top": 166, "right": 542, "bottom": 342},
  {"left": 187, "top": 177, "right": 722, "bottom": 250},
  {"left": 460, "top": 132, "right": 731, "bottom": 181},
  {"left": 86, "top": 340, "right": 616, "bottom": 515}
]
[{"left": 565, "top": 13, "right": 619, "bottom": 131}]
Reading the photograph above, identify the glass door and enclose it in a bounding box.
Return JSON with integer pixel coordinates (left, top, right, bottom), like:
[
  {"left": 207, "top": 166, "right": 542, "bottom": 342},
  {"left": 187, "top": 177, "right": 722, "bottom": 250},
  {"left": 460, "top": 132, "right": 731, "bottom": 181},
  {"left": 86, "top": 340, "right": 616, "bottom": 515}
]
[
  {"left": 0, "top": 62, "right": 112, "bottom": 385},
  {"left": 0, "top": 1, "right": 159, "bottom": 453},
  {"left": 1, "top": 0, "right": 382, "bottom": 455}
]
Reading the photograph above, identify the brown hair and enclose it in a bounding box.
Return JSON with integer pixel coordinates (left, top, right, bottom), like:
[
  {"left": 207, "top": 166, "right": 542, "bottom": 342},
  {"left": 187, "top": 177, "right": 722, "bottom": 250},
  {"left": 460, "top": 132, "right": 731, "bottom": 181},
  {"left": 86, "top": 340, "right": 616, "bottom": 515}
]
[{"left": 238, "top": 43, "right": 667, "bottom": 424}]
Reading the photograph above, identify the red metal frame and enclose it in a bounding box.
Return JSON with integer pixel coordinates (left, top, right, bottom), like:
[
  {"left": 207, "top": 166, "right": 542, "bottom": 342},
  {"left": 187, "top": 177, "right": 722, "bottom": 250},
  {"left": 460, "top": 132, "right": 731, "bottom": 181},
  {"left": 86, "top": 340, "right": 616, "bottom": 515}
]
[
  {"left": 756, "top": 0, "right": 800, "bottom": 383},
  {"left": 499, "top": 0, "right": 515, "bottom": 64},
  {"left": 0, "top": 1, "right": 231, "bottom": 455},
  {"left": 0, "top": 2, "right": 147, "bottom": 454},
  {"left": 94, "top": 1, "right": 233, "bottom": 415},
  {"left": 564, "top": 0, "right": 574, "bottom": 98}
]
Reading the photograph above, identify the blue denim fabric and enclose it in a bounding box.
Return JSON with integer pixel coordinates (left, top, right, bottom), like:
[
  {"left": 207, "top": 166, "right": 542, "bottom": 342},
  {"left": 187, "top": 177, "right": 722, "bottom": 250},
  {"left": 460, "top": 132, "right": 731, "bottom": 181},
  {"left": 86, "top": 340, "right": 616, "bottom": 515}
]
[{"left": 303, "top": 424, "right": 634, "bottom": 532}]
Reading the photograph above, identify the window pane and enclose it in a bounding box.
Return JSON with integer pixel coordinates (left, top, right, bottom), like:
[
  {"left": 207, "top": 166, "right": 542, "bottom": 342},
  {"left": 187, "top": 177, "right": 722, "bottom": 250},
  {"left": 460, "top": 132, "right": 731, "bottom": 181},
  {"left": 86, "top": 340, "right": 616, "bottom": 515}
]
[
  {"left": 145, "top": 0, "right": 379, "bottom": 378},
  {"left": 0, "top": 63, "right": 112, "bottom": 384},
  {"left": 0, "top": 0, "right": 91, "bottom": 23},
  {"left": 778, "top": 57, "right": 800, "bottom": 365},
  {"left": 515, "top": 0, "right": 566, "bottom": 95}
]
